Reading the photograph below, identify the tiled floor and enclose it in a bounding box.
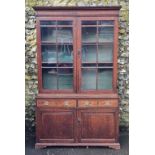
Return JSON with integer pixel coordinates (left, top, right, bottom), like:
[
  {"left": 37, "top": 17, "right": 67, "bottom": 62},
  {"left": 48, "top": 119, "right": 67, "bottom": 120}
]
[{"left": 25, "top": 132, "right": 129, "bottom": 155}]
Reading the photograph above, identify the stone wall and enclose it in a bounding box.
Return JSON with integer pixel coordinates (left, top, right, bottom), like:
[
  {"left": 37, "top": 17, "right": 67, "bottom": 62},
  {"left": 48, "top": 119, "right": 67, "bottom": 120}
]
[{"left": 25, "top": 0, "right": 129, "bottom": 135}]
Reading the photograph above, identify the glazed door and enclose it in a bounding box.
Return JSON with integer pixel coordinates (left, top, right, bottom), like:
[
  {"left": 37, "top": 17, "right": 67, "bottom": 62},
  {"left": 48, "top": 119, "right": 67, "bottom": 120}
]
[
  {"left": 37, "top": 18, "right": 77, "bottom": 93},
  {"left": 77, "top": 18, "right": 118, "bottom": 93},
  {"left": 77, "top": 108, "right": 117, "bottom": 143}
]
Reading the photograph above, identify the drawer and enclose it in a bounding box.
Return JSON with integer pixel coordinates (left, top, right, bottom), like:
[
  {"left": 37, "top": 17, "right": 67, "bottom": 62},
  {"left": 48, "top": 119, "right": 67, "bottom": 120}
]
[
  {"left": 37, "top": 99, "right": 76, "bottom": 108},
  {"left": 78, "top": 99, "right": 118, "bottom": 108},
  {"left": 78, "top": 100, "right": 98, "bottom": 107},
  {"left": 98, "top": 99, "right": 118, "bottom": 108}
]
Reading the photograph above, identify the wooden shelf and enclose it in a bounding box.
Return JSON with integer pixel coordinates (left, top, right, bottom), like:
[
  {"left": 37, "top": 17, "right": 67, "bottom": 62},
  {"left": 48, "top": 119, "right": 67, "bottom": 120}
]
[
  {"left": 82, "top": 67, "right": 113, "bottom": 69},
  {"left": 41, "top": 25, "right": 73, "bottom": 28},
  {"left": 82, "top": 62, "right": 113, "bottom": 64},
  {"left": 42, "top": 66, "right": 73, "bottom": 68},
  {"left": 41, "top": 41, "right": 73, "bottom": 44},
  {"left": 82, "top": 42, "right": 113, "bottom": 45},
  {"left": 82, "top": 25, "right": 114, "bottom": 27},
  {"left": 42, "top": 62, "right": 73, "bottom": 64}
]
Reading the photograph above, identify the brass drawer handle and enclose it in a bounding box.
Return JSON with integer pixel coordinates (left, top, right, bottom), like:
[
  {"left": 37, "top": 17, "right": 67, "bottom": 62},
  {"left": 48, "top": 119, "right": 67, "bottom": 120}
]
[
  {"left": 104, "top": 101, "right": 111, "bottom": 106},
  {"left": 64, "top": 101, "right": 69, "bottom": 107},
  {"left": 43, "top": 101, "right": 49, "bottom": 106},
  {"left": 84, "top": 101, "right": 90, "bottom": 107}
]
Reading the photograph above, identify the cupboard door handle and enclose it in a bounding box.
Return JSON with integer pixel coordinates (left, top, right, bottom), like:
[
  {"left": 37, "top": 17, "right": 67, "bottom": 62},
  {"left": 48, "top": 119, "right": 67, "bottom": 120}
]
[{"left": 77, "top": 118, "right": 81, "bottom": 123}]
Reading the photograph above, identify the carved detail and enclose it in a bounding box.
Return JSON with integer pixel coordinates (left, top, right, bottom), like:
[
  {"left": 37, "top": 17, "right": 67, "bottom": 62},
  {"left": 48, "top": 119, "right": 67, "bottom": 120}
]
[
  {"left": 35, "top": 144, "right": 47, "bottom": 149},
  {"left": 109, "top": 144, "right": 120, "bottom": 150}
]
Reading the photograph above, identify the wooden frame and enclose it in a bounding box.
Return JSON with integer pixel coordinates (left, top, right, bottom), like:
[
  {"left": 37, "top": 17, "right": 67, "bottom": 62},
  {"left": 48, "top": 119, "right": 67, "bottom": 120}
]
[
  {"left": 34, "top": 6, "right": 121, "bottom": 149},
  {"left": 36, "top": 17, "right": 119, "bottom": 94}
]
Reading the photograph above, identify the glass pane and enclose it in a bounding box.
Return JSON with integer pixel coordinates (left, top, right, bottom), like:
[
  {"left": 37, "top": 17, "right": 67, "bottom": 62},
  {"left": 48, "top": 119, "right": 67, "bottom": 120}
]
[
  {"left": 58, "top": 68, "right": 73, "bottom": 89},
  {"left": 40, "top": 21, "right": 57, "bottom": 25},
  {"left": 42, "top": 45, "right": 57, "bottom": 63},
  {"left": 98, "top": 20, "right": 114, "bottom": 25},
  {"left": 98, "top": 69, "right": 112, "bottom": 90},
  {"left": 82, "top": 21, "right": 97, "bottom": 25},
  {"left": 82, "top": 45, "right": 97, "bottom": 63},
  {"left": 98, "top": 63, "right": 113, "bottom": 68},
  {"left": 82, "top": 68, "right": 96, "bottom": 90},
  {"left": 98, "top": 45, "right": 113, "bottom": 63},
  {"left": 82, "top": 63, "right": 96, "bottom": 67},
  {"left": 57, "top": 27, "right": 73, "bottom": 43},
  {"left": 42, "top": 68, "right": 57, "bottom": 89},
  {"left": 98, "top": 27, "right": 114, "bottom": 42},
  {"left": 58, "top": 63, "right": 73, "bottom": 68},
  {"left": 57, "top": 21, "right": 72, "bottom": 25},
  {"left": 42, "top": 63, "right": 57, "bottom": 68},
  {"left": 41, "top": 27, "right": 56, "bottom": 42},
  {"left": 58, "top": 45, "right": 73, "bottom": 63},
  {"left": 40, "top": 21, "right": 72, "bottom": 26},
  {"left": 82, "top": 27, "right": 97, "bottom": 42}
]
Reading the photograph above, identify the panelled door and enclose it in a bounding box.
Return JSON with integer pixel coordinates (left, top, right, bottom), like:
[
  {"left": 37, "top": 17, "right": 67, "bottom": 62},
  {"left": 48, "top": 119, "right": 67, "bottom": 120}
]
[{"left": 77, "top": 108, "right": 118, "bottom": 143}]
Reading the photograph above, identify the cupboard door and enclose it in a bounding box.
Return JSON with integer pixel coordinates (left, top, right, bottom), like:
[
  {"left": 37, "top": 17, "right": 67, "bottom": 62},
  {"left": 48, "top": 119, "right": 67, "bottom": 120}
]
[
  {"left": 78, "top": 19, "right": 115, "bottom": 92},
  {"left": 78, "top": 109, "right": 118, "bottom": 143},
  {"left": 36, "top": 108, "right": 76, "bottom": 143},
  {"left": 39, "top": 19, "right": 77, "bottom": 92}
]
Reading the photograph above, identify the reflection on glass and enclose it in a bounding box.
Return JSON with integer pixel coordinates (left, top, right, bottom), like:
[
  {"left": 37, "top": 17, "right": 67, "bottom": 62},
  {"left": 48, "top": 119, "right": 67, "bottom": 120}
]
[
  {"left": 42, "top": 45, "right": 57, "bottom": 63},
  {"left": 82, "top": 63, "right": 97, "bottom": 67},
  {"left": 41, "top": 27, "right": 56, "bottom": 42},
  {"left": 58, "top": 68, "right": 73, "bottom": 89},
  {"left": 98, "top": 27, "right": 114, "bottom": 42},
  {"left": 82, "top": 21, "right": 97, "bottom": 25},
  {"left": 42, "top": 68, "right": 57, "bottom": 89},
  {"left": 98, "top": 20, "right": 114, "bottom": 25},
  {"left": 82, "top": 68, "right": 96, "bottom": 90},
  {"left": 82, "top": 45, "right": 97, "bottom": 63},
  {"left": 57, "top": 21, "right": 72, "bottom": 25},
  {"left": 58, "top": 45, "right": 73, "bottom": 63},
  {"left": 98, "top": 69, "right": 112, "bottom": 90},
  {"left": 40, "top": 20, "right": 72, "bottom": 26},
  {"left": 40, "top": 21, "right": 57, "bottom": 25},
  {"left": 57, "top": 27, "right": 73, "bottom": 43},
  {"left": 82, "top": 27, "right": 97, "bottom": 42},
  {"left": 98, "top": 45, "right": 113, "bottom": 63}
]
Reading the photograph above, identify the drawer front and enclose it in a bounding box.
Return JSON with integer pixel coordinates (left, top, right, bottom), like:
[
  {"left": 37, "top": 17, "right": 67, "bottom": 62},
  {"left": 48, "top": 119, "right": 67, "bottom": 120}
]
[
  {"left": 98, "top": 99, "right": 118, "bottom": 107},
  {"left": 37, "top": 99, "right": 76, "bottom": 108},
  {"left": 78, "top": 100, "right": 98, "bottom": 107},
  {"left": 78, "top": 99, "right": 118, "bottom": 108}
]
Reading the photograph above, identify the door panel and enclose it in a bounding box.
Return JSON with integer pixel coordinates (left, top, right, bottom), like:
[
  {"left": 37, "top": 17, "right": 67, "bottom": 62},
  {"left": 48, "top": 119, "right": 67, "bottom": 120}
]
[
  {"left": 78, "top": 109, "right": 117, "bottom": 143},
  {"left": 37, "top": 108, "right": 76, "bottom": 143}
]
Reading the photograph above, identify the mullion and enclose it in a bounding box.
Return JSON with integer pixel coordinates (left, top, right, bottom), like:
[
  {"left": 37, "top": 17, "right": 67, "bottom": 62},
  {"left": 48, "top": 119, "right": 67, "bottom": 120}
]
[
  {"left": 96, "top": 21, "right": 99, "bottom": 90},
  {"left": 56, "top": 21, "right": 59, "bottom": 90}
]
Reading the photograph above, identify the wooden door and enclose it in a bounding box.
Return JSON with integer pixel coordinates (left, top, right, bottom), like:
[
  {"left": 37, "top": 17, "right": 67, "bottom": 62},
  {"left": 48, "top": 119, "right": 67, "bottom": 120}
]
[
  {"left": 77, "top": 108, "right": 118, "bottom": 143},
  {"left": 36, "top": 108, "right": 76, "bottom": 143}
]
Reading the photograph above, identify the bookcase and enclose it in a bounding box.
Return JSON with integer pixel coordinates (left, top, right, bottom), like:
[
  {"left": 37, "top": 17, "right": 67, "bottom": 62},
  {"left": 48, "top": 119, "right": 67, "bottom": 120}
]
[{"left": 34, "top": 6, "right": 121, "bottom": 149}]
